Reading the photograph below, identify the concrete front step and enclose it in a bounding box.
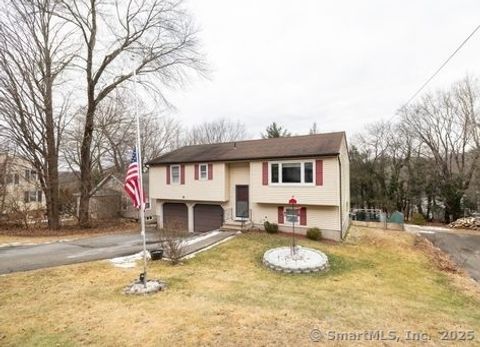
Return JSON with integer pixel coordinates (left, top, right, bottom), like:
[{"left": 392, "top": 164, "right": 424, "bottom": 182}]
[{"left": 220, "top": 220, "right": 253, "bottom": 231}]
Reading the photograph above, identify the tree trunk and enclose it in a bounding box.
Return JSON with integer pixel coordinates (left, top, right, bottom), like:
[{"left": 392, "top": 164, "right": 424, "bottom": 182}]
[
  {"left": 78, "top": 105, "right": 95, "bottom": 228},
  {"left": 426, "top": 195, "right": 432, "bottom": 222},
  {"left": 78, "top": 74, "right": 97, "bottom": 228},
  {"left": 44, "top": 51, "right": 60, "bottom": 229},
  {"left": 46, "top": 159, "right": 60, "bottom": 229}
]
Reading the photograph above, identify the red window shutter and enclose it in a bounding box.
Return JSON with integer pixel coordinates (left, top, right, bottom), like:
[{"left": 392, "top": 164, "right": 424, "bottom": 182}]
[
  {"left": 262, "top": 162, "right": 268, "bottom": 185},
  {"left": 278, "top": 206, "right": 284, "bottom": 224},
  {"left": 166, "top": 166, "right": 170, "bottom": 185},
  {"left": 299, "top": 207, "right": 307, "bottom": 226},
  {"left": 180, "top": 165, "right": 185, "bottom": 184},
  {"left": 315, "top": 160, "right": 323, "bottom": 186},
  {"left": 194, "top": 164, "right": 199, "bottom": 180},
  {"left": 208, "top": 163, "right": 213, "bottom": 180}
]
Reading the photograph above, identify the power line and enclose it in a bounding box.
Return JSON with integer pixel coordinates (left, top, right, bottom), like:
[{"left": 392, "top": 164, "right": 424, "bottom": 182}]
[{"left": 404, "top": 23, "right": 480, "bottom": 107}]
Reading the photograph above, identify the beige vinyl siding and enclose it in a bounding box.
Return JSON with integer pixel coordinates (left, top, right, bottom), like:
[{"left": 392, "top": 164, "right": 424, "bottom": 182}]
[
  {"left": 149, "top": 163, "right": 227, "bottom": 202},
  {"left": 223, "top": 162, "right": 250, "bottom": 211},
  {"left": 249, "top": 157, "right": 340, "bottom": 206},
  {"left": 253, "top": 204, "right": 340, "bottom": 230},
  {"left": 1, "top": 154, "right": 45, "bottom": 212}
]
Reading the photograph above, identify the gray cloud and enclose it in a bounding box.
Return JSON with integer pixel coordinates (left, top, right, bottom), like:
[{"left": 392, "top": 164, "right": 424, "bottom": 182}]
[{"left": 165, "top": 0, "right": 480, "bottom": 137}]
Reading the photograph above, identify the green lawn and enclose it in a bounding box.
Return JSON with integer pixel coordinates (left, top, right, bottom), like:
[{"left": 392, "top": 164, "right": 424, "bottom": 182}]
[{"left": 0, "top": 227, "right": 479, "bottom": 346}]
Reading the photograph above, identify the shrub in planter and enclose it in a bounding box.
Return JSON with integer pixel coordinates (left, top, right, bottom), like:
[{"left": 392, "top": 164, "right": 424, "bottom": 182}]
[
  {"left": 263, "top": 221, "right": 279, "bottom": 234},
  {"left": 411, "top": 212, "right": 427, "bottom": 226},
  {"left": 306, "top": 227, "right": 322, "bottom": 241}
]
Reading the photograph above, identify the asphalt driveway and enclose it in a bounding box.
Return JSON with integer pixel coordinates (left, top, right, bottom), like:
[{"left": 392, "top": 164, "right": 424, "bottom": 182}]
[
  {"left": 0, "top": 230, "right": 236, "bottom": 275},
  {"left": 406, "top": 224, "right": 480, "bottom": 281}
]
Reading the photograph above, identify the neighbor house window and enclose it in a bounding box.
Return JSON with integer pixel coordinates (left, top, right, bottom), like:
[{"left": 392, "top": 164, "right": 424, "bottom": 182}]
[
  {"left": 24, "top": 190, "right": 41, "bottom": 203},
  {"left": 25, "top": 170, "right": 37, "bottom": 182},
  {"left": 199, "top": 164, "right": 208, "bottom": 180},
  {"left": 270, "top": 161, "right": 314, "bottom": 185},
  {"left": 171, "top": 165, "right": 180, "bottom": 184}
]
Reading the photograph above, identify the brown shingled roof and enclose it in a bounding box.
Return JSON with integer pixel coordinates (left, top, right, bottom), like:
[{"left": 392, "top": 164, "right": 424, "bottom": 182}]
[{"left": 147, "top": 132, "right": 345, "bottom": 165}]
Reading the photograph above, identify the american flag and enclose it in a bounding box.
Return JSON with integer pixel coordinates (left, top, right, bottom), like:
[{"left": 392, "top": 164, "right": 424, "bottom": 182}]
[{"left": 124, "top": 148, "right": 143, "bottom": 209}]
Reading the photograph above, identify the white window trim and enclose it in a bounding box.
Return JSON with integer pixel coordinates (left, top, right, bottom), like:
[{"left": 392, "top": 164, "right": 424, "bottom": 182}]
[
  {"left": 170, "top": 165, "right": 180, "bottom": 185},
  {"left": 199, "top": 163, "right": 208, "bottom": 181},
  {"left": 269, "top": 160, "right": 315, "bottom": 186},
  {"left": 25, "top": 190, "right": 41, "bottom": 203}
]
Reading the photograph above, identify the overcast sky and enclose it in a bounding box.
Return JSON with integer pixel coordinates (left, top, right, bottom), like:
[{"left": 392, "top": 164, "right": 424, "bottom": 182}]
[{"left": 165, "top": 0, "right": 480, "bottom": 138}]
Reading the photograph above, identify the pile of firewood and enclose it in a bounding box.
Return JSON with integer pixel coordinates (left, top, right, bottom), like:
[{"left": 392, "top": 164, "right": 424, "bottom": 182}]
[{"left": 448, "top": 217, "right": 480, "bottom": 230}]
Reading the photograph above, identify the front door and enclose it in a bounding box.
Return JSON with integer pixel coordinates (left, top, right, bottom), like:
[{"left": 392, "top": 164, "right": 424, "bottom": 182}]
[{"left": 235, "top": 185, "right": 249, "bottom": 219}]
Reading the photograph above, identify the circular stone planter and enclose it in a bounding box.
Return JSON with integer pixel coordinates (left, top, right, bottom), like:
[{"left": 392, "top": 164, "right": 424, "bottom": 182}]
[
  {"left": 263, "top": 246, "right": 329, "bottom": 274},
  {"left": 123, "top": 279, "right": 167, "bottom": 295}
]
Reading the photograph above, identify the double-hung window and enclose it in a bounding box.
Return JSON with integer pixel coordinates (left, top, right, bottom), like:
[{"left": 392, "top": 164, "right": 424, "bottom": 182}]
[
  {"left": 171, "top": 165, "right": 180, "bottom": 184},
  {"left": 199, "top": 164, "right": 208, "bottom": 180},
  {"left": 24, "top": 190, "right": 42, "bottom": 203},
  {"left": 270, "top": 161, "right": 314, "bottom": 185}
]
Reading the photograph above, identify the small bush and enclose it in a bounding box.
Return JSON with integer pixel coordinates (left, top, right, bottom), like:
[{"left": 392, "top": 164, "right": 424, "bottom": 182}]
[
  {"left": 411, "top": 212, "right": 427, "bottom": 226},
  {"left": 156, "top": 218, "right": 189, "bottom": 265},
  {"left": 306, "top": 227, "right": 322, "bottom": 240},
  {"left": 263, "top": 221, "right": 278, "bottom": 233}
]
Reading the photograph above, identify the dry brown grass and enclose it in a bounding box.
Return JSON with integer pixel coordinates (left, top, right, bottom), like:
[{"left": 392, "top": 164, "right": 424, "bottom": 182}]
[
  {"left": 414, "top": 236, "right": 461, "bottom": 274},
  {"left": 0, "top": 226, "right": 479, "bottom": 346},
  {"left": 0, "top": 220, "right": 138, "bottom": 243}
]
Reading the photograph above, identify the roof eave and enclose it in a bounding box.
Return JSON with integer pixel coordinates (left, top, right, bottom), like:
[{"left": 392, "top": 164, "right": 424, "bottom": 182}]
[{"left": 147, "top": 152, "right": 341, "bottom": 166}]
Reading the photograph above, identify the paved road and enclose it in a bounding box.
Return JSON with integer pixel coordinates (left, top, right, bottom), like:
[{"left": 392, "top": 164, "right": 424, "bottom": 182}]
[
  {"left": 0, "top": 231, "right": 236, "bottom": 275},
  {"left": 405, "top": 224, "right": 480, "bottom": 281}
]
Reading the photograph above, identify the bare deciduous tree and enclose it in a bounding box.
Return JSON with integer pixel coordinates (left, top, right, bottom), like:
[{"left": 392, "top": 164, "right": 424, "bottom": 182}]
[
  {"left": 185, "top": 118, "right": 247, "bottom": 145},
  {"left": 352, "top": 120, "right": 411, "bottom": 212},
  {"left": 57, "top": 0, "right": 205, "bottom": 227},
  {"left": 63, "top": 94, "right": 182, "bottom": 178},
  {"left": 309, "top": 122, "right": 319, "bottom": 134},
  {"left": 0, "top": 0, "right": 75, "bottom": 229},
  {"left": 400, "top": 77, "right": 480, "bottom": 222}
]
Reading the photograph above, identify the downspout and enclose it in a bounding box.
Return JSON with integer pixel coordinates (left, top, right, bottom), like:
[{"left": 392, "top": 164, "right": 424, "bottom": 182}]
[{"left": 338, "top": 155, "right": 343, "bottom": 240}]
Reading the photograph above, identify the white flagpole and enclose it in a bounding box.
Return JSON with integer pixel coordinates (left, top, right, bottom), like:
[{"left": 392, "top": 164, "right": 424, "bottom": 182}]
[{"left": 133, "top": 67, "right": 148, "bottom": 285}]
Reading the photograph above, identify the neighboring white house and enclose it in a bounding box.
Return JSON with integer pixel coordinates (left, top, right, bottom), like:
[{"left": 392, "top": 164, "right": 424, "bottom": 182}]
[
  {"left": 0, "top": 153, "right": 45, "bottom": 216},
  {"left": 147, "top": 132, "right": 350, "bottom": 241}
]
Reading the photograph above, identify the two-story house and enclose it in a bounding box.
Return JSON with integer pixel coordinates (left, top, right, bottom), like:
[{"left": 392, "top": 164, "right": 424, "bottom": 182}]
[
  {"left": 147, "top": 132, "right": 350, "bottom": 241},
  {"left": 0, "top": 153, "right": 45, "bottom": 215}
]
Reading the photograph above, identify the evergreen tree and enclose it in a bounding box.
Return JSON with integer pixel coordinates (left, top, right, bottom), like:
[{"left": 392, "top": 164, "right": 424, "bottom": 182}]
[{"left": 262, "top": 122, "right": 291, "bottom": 138}]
